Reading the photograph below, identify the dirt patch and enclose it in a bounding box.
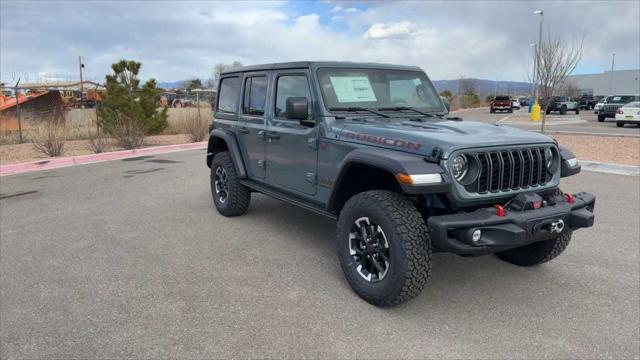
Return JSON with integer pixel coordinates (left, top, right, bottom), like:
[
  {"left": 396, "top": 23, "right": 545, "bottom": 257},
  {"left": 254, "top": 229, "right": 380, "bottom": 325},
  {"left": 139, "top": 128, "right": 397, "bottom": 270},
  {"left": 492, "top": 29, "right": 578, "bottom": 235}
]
[
  {"left": 0, "top": 134, "right": 189, "bottom": 165},
  {"left": 552, "top": 134, "right": 640, "bottom": 166}
]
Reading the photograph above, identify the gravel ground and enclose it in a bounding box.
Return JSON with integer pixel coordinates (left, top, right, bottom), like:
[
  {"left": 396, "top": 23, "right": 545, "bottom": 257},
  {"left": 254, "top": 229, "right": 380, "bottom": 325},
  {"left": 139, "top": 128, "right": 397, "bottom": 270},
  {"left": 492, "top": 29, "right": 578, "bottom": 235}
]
[
  {"left": 0, "top": 135, "right": 191, "bottom": 165},
  {"left": 553, "top": 134, "right": 640, "bottom": 166}
]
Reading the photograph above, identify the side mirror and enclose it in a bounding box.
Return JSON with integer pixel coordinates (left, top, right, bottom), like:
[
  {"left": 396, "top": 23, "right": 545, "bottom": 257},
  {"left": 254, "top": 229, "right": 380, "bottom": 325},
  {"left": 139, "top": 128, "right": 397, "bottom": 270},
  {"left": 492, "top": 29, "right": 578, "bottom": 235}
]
[{"left": 286, "top": 97, "right": 311, "bottom": 123}]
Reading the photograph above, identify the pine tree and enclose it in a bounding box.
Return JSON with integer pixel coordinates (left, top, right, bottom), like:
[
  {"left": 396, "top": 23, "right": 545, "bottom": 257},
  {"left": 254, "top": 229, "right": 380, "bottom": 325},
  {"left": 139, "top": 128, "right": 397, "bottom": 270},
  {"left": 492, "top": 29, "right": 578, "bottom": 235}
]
[{"left": 98, "top": 60, "right": 168, "bottom": 148}]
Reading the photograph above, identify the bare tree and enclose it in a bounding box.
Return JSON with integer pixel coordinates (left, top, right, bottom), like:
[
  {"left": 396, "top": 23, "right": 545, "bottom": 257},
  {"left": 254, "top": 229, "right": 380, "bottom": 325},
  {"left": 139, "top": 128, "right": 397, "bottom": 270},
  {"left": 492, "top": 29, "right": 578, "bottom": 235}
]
[
  {"left": 563, "top": 81, "right": 580, "bottom": 98},
  {"left": 212, "top": 61, "right": 243, "bottom": 88},
  {"left": 535, "top": 35, "right": 583, "bottom": 132},
  {"left": 459, "top": 77, "right": 477, "bottom": 96}
]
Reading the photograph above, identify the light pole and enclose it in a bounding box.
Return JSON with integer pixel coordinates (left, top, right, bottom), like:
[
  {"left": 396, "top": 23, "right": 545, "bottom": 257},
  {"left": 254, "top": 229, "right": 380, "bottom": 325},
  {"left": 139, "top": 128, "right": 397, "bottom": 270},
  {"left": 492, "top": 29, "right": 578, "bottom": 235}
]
[
  {"left": 533, "top": 10, "right": 543, "bottom": 102},
  {"left": 609, "top": 53, "right": 615, "bottom": 94},
  {"left": 529, "top": 43, "right": 536, "bottom": 113}
]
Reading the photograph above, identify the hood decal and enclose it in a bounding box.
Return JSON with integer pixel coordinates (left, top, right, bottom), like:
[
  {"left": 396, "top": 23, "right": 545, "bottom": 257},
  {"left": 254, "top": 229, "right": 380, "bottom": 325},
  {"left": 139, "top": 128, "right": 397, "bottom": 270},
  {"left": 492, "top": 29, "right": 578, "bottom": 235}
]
[{"left": 343, "top": 131, "right": 421, "bottom": 151}]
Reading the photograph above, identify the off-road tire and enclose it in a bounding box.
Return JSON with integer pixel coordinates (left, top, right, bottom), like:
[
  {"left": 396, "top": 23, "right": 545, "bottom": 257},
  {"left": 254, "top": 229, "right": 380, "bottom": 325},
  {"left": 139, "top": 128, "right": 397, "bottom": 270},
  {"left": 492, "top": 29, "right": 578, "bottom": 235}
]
[
  {"left": 560, "top": 106, "right": 567, "bottom": 115},
  {"left": 575, "top": 108, "right": 580, "bottom": 114},
  {"left": 336, "top": 190, "right": 432, "bottom": 307},
  {"left": 496, "top": 231, "right": 572, "bottom": 266},
  {"left": 598, "top": 114, "right": 605, "bottom": 122},
  {"left": 616, "top": 121, "right": 624, "bottom": 127},
  {"left": 211, "top": 152, "right": 251, "bottom": 217}
]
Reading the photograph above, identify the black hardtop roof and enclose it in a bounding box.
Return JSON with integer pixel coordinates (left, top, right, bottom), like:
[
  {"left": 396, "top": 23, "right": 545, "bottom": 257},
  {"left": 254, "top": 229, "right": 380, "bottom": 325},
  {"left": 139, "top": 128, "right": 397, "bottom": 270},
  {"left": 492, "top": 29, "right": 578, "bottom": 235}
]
[{"left": 220, "top": 61, "right": 422, "bottom": 75}]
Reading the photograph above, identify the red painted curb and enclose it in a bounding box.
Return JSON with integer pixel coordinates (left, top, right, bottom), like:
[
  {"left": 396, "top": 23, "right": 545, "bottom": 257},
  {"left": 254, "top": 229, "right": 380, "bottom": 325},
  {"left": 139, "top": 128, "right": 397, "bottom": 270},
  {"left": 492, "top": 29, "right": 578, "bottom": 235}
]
[{"left": 0, "top": 141, "right": 207, "bottom": 176}]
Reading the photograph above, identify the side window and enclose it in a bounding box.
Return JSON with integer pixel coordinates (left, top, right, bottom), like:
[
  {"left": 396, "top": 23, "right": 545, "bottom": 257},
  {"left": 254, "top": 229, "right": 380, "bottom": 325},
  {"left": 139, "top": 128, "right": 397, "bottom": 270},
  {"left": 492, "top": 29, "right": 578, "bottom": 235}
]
[
  {"left": 217, "top": 77, "right": 240, "bottom": 113},
  {"left": 242, "top": 76, "right": 268, "bottom": 115},
  {"left": 275, "top": 75, "right": 310, "bottom": 118}
]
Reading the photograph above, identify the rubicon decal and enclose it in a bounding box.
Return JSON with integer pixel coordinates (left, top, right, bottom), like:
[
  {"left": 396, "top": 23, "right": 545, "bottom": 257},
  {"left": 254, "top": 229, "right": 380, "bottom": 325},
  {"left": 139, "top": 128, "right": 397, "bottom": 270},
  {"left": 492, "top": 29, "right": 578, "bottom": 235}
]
[{"left": 342, "top": 131, "right": 421, "bottom": 151}]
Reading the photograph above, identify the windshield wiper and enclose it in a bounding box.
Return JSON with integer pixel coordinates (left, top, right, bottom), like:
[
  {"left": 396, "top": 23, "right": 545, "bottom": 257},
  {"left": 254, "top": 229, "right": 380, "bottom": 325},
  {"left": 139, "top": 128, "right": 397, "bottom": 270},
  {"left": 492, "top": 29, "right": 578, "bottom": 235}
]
[
  {"left": 377, "top": 106, "right": 435, "bottom": 117},
  {"left": 329, "top": 107, "right": 390, "bottom": 118}
]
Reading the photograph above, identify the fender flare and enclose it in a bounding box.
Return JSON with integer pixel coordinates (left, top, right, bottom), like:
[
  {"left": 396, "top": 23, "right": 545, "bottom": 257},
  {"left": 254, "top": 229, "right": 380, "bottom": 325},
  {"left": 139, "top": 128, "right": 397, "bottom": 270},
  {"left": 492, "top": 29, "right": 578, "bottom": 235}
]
[
  {"left": 207, "top": 129, "right": 247, "bottom": 178},
  {"left": 327, "top": 148, "right": 449, "bottom": 212}
]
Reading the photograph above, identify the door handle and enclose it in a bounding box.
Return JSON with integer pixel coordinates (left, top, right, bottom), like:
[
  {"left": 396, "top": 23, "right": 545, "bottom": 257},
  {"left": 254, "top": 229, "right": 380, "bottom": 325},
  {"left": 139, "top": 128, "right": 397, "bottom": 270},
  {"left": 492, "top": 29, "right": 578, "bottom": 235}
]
[
  {"left": 238, "top": 127, "right": 250, "bottom": 134},
  {"left": 265, "top": 131, "right": 280, "bottom": 140}
]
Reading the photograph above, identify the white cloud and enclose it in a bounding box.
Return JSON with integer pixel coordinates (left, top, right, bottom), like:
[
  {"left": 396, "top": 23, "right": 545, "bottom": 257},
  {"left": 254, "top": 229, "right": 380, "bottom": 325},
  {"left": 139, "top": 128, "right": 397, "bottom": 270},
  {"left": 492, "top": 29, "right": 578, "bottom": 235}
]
[
  {"left": 344, "top": 7, "right": 361, "bottom": 13},
  {"left": 365, "top": 21, "right": 413, "bottom": 39},
  {"left": 331, "top": 5, "right": 342, "bottom": 12},
  {"left": 0, "top": 1, "right": 637, "bottom": 83}
]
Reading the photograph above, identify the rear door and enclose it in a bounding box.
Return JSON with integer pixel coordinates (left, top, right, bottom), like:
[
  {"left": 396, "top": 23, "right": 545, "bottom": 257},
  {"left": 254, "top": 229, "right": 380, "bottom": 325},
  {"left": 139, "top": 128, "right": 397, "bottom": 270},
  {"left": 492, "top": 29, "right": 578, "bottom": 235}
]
[
  {"left": 237, "top": 72, "right": 269, "bottom": 179},
  {"left": 265, "top": 70, "right": 318, "bottom": 196}
]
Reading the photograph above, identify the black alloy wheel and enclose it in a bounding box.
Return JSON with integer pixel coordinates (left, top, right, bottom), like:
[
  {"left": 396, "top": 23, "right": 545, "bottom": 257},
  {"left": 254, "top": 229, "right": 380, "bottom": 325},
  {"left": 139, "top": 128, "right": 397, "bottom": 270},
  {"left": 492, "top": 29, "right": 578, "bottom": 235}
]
[{"left": 348, "top": 217, "right": 390, "bottom": 282}]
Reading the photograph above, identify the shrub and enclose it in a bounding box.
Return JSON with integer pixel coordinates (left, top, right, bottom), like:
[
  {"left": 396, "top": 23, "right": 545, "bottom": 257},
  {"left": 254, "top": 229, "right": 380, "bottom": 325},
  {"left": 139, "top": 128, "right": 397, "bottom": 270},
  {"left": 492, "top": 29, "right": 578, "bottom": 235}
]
[
  {"left": 30, "top": 121, "right": 67, "bottom": 157},
  {"left": 87, "top": 127, "right": 110, "bottom": 153},
  {"left": 184, "top": 111, "right": 209, "bottom": 142}
]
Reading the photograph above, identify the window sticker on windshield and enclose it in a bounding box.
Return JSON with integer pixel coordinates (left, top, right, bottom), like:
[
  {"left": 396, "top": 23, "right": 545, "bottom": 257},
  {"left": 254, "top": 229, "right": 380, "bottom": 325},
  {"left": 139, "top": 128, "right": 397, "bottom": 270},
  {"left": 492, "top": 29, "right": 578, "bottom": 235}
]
[{"left": 329, "top": 76, "right": 377, "bottom": 103}]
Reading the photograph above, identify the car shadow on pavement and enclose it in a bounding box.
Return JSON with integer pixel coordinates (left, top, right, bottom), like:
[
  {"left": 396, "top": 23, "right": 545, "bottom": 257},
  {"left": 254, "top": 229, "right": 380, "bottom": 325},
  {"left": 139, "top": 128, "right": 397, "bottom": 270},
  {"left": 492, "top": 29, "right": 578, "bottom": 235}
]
[{"left": 215, "top": 193, "right": 562, "bottom": 308}]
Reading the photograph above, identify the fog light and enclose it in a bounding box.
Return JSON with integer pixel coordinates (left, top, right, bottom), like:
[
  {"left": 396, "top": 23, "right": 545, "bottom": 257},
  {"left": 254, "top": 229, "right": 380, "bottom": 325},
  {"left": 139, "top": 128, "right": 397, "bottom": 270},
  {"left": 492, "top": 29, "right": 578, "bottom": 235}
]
[{"left": 472, "top": 229, "right": 482, "bottom": 242}]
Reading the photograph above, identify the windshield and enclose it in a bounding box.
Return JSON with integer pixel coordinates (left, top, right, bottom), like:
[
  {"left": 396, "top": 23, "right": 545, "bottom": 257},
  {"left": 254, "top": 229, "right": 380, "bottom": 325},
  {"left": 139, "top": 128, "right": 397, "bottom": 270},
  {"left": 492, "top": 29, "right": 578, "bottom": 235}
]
[{"left": 317, "top": 68, "right": 444, "bottom": 113}]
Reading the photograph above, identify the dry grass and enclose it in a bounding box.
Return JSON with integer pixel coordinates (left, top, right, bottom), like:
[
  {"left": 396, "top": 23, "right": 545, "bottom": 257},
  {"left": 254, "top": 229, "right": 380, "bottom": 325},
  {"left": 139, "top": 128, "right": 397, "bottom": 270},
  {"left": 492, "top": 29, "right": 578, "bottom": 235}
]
[
  {"left": 184, "top": 111, "right": 209, "bottom": 143},
  {"left": 29, "top": 121, "right": 68, "bottom": 157}
]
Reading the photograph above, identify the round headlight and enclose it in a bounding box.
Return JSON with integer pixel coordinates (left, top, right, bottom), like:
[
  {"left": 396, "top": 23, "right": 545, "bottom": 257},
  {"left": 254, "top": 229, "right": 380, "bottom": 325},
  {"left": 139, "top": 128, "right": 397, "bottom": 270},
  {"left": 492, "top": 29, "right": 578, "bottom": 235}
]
[
  {"left": 544, "top": 148, "right": 553, "bottom": 169},
  {"left": 451, "top": 154, "right": 468, "bottom": 181}
]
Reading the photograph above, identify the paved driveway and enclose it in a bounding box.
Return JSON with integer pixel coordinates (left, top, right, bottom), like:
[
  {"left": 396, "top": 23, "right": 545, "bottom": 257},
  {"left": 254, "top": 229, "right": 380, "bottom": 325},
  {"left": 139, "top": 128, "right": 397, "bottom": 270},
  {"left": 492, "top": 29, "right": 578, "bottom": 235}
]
[{"left": 1, "top": 149, "right": 638, "bottom": 358}]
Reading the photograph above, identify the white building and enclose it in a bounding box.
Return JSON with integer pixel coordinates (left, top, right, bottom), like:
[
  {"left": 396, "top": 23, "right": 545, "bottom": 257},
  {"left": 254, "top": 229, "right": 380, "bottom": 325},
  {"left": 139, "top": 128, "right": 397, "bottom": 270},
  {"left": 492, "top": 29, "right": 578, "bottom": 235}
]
[{"left": 567, "top": 69, "right": 640, "bottom": 96}]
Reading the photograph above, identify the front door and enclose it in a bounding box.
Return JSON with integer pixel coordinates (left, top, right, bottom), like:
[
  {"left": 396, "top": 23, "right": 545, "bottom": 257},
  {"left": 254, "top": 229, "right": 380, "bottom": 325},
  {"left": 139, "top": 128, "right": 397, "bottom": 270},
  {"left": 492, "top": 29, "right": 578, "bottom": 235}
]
[
  {"left": 265, "top": 71, "right": 318, "bottom": 196},
  {"left": 237, "top": 72, "right": 269, "bottom": 179}
]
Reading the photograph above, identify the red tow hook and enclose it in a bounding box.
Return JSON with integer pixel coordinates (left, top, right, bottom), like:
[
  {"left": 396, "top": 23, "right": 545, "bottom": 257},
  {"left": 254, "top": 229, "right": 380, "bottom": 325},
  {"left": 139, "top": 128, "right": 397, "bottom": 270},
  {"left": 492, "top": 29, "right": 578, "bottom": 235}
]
[
  {"left": 565, "top": 193, "right": 575, "bottom": 204},
  {"left": 494, "top": 204, "right": 505, "bottom": 217}
]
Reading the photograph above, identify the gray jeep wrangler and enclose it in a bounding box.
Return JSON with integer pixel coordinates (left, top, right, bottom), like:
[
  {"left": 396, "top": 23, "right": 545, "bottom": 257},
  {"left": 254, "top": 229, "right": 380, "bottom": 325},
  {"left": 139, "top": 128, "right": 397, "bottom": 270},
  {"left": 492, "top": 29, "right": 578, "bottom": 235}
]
[{"left": 206, "top": 62, "right": 595, "bottom": 307}]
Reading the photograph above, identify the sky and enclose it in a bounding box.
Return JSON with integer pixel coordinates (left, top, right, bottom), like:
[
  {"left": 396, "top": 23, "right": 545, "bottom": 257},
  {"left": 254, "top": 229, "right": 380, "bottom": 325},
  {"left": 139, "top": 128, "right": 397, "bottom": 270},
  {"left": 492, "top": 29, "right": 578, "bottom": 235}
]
[{"left": 1, "top": 0, "right": 639, "bottom": 85}]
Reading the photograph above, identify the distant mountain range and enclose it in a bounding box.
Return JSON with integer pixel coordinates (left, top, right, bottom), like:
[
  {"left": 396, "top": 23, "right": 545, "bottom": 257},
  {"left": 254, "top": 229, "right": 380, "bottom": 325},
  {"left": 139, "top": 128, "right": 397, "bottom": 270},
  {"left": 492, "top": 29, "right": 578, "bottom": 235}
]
[
  {"left": 432, "top": 79, "right": 533, "bottom": 97},
  {"left": 157, "top": 81, "right": 184, "bottom": 89},
  {"left": 158, "top": 78, "right": 533, "bottom": 96}
]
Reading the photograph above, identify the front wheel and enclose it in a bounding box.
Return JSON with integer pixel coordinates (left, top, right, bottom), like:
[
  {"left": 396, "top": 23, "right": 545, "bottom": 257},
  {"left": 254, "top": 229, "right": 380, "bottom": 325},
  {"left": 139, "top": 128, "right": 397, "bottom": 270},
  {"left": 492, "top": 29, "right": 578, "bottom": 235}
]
[
  {"left": 560, "top": 106, "right": 567, "bottom": 115},
  {"left": 210, "top": 152, "right": 251, "bottom": 217},
  {"left": 575, "top": 108, "right": 580, "bottom": 114},
  {"left": 337, "top": 190, "right": 432, "bottom": 307},
  {"left": 496, "top": 231, "right": 572, "bottom": 266},
  {"left": 616, "top": 121, "right": 625, "bottom": 127},
  {"left": 598, "top": 114, "right": 605, "bottom": 122}
]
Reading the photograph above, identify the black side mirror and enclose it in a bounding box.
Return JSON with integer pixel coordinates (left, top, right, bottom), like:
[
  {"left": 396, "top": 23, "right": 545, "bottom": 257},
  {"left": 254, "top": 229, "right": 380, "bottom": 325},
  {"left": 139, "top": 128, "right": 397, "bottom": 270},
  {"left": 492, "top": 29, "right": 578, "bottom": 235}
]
[{"left": 286, "top": 97, "right": 312, "bottom": 125}]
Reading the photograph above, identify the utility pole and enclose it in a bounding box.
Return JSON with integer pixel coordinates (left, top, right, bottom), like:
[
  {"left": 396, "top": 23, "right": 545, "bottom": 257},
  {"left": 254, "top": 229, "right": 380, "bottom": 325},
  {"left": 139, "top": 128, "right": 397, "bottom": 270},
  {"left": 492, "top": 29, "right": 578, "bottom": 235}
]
[
  {"left": 14, "top": 78, "right": 23, "bottom": 143},
  {"left": 78, "top": 56, "right": 84, "bottom": 108},
  {"left": 609, "top": 53, "right": 615, "bottom": 94}
]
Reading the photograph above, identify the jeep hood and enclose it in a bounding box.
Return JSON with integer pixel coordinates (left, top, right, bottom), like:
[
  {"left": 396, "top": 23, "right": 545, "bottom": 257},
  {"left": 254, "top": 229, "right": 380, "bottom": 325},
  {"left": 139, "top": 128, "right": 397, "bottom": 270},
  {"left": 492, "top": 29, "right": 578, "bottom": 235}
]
[{"left": 338, "top": 118, "right": 555, "bottom": 158}]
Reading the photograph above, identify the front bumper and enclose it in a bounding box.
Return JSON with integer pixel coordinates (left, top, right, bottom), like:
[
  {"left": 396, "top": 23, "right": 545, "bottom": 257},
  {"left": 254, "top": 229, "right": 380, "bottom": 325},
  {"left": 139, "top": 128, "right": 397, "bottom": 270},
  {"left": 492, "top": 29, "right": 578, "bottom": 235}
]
[{"left": 427, "top": 192, "right": 595, "bottom": 255}]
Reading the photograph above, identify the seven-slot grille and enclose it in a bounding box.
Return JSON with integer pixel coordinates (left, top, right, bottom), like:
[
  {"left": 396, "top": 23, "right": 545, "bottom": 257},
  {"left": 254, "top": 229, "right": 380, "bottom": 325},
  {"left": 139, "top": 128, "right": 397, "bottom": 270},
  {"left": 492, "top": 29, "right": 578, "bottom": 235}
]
[
  {"left": 466, "top": 147, "right": 553, "bottom": 194},
  {"left": 602, "top": 104, "right": 623, "bottom": 113}
]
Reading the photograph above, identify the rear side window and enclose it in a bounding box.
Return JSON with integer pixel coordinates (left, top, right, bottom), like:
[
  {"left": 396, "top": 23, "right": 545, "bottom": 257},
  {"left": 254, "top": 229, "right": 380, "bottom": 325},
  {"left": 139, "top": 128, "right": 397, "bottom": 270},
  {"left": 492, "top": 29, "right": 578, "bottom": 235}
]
[
  {"left": 275, "top": 75, "right": 310, "bottom": 118},
  {"left": 242, "top": 76, "right": 268, "bottom": 115},
  {"left": 217, "top": 77, "right": 240, "bottom": 113}
]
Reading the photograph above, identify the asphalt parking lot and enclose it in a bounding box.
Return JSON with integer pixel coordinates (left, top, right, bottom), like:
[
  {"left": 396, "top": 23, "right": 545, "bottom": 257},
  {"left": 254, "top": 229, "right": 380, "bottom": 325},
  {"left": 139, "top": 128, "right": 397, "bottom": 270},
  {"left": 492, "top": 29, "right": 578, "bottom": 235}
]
[
  {"left": 1, "top": 149, "right": 639, "bottom": 358},
  {"left": 454, "top": 107, "right": 640, "bottom": 136}
]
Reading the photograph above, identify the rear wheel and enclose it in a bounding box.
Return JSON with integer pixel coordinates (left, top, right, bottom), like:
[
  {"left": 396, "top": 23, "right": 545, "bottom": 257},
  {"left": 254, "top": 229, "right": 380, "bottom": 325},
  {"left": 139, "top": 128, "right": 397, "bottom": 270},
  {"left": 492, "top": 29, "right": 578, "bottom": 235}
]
[
  {"left": 496, "top": 231, "right": 572, "bottom": 266},
  {"left": 616, "top": 121, "right": 625, "bottom": 128},
  {"left": 211, "top": 152, "right": 251, "bottom": 217},
  {"left": 337, "top": 190, "right": 432, "bottom": 307}
]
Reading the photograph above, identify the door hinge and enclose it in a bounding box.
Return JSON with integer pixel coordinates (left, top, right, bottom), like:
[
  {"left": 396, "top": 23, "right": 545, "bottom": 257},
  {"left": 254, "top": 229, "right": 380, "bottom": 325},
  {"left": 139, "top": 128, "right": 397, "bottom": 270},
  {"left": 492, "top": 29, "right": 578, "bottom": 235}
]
[
  {"left": 257, "top": 160, "right": 265, "bottom": 169},
  {"left": 306, "top": 172, "right": 316, "bottom": 184}
]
